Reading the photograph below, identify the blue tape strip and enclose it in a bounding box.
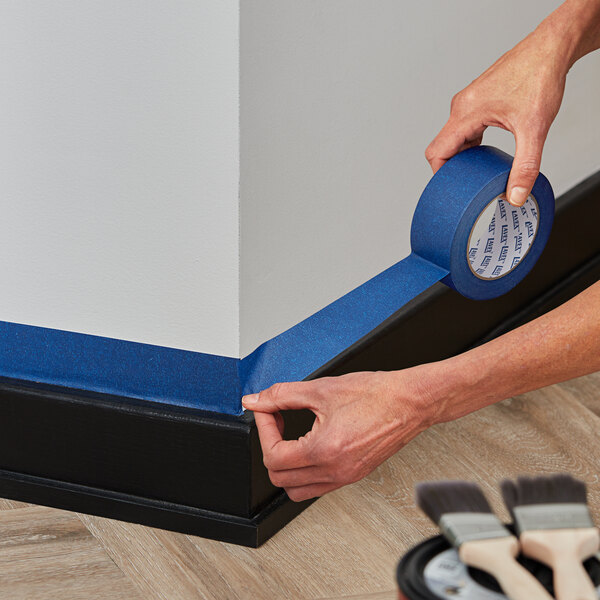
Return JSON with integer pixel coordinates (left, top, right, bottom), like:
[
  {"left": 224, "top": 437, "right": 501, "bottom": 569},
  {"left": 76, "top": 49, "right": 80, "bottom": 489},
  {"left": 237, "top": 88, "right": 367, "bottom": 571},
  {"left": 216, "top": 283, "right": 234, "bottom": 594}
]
[
  {"left": 239, "top": 254, "right": 446, "bottom": 395},
  {"left": 0, "top": 147, "right": 554, "bottom": 415},
  {"left": 0, "top": 320, "right": 240, "bottom": 413}
]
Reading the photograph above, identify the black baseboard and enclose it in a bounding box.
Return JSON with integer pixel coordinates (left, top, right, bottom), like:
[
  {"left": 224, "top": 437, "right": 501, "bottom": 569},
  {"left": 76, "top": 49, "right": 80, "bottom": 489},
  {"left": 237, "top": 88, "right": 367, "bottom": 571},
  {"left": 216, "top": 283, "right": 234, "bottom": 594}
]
[
  {"left": 0, "top": 171, "right": 598, "bottom": 547},
  {"left": 0, "top": 377, "right": 315, "bottom": 547}
]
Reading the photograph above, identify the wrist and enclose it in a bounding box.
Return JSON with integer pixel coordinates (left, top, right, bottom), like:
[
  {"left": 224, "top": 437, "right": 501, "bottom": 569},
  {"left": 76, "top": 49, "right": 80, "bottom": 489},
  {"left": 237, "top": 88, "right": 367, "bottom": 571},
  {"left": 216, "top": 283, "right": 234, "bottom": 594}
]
[
  {"left": 386, "top": 362, "right": 465, "bottom": 429},
  {"left": 405, "top": 352, "right": 504, "bottom": 427},
  {"left": 383, "top": 366, "right": 437, "bottom": 432},
  {"left": 537, "top": 0, "right": 600, "bottom": 70}
]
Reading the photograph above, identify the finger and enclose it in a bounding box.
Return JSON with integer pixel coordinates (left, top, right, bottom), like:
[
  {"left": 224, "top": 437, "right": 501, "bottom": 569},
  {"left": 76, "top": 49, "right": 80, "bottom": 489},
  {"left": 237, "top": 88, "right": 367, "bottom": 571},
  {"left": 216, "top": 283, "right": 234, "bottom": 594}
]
[
  {"left": 425, "top": 118, "right": 486, "bottom": 173},
  {"left": 268, "top": 465, "right": 331, "bottom": 489},
  {"left": 242, "top": 381, "right": 316, "bottom": 413},
  {"left": 506, "top": 128, "right": 546, "bottom": 207},
  {"left": 254, "top": 411, "right": 313, "bottom": 470},
  {"left": 285, "top": 482, "right": 339, "bottom": 503}
]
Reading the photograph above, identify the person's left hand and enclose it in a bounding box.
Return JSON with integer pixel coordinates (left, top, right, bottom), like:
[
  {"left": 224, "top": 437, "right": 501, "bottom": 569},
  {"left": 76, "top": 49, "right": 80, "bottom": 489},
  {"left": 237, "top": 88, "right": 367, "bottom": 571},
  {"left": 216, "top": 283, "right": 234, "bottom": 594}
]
[{"left": 241, "top": 370, "right": 434, "bottom": 501}]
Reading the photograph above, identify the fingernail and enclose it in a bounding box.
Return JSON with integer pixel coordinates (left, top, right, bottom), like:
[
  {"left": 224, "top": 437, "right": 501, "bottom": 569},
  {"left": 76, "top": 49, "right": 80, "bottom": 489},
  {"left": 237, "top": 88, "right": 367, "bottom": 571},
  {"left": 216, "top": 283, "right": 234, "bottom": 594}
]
[
  {"left": 508, "top": 186, "right": 528, "bottom": 207},
  {"left": 242, "top": 394, "right": 258, "bottom": 406}
]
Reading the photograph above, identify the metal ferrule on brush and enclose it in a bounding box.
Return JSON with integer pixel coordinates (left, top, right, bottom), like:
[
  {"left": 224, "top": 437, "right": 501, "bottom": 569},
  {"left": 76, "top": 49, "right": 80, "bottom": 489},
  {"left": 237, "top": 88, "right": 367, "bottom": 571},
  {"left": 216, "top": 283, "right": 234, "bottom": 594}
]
[
  {"left": 513, "top": 503, "right": 595, "bottom": 532},
  {"left": 438, "top": 512, "right": 510, "bottom": 546}
]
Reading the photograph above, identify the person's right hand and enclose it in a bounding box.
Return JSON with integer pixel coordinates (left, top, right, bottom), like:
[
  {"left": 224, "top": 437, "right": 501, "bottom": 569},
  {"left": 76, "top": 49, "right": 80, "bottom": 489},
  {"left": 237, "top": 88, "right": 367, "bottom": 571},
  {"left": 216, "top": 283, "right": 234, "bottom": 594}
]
[{"left": 425, "top": 23, "right": 570, "bottom": 207}]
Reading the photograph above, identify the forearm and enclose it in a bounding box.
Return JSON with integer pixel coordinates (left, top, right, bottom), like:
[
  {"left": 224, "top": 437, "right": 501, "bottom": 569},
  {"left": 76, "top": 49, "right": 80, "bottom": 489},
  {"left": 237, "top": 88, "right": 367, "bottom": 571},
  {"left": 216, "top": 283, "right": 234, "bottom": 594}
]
[
  {"left": 412, "top": 280, "right": 600, "bottom": 425},
  {"left": 538, "top": 0, "right": 600, "bottom": 68}
]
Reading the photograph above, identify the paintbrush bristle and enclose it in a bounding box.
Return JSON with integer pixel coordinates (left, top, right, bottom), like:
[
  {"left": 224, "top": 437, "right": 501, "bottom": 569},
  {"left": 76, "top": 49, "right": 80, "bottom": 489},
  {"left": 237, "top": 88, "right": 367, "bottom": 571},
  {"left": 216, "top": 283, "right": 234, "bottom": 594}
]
[
  {"left": 415, "top": 480, "right": 492, "bottom": 524},
  {"left": 502, "top": 474, "right": 587, "bottom": 511},
  {"left": 501, "top": 474, "right": 592, "bottom": 533}
]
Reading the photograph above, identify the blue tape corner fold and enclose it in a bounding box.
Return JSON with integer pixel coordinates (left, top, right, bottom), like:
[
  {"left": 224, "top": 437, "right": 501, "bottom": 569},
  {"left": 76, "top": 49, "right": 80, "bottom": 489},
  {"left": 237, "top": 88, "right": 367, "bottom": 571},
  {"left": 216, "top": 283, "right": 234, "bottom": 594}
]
[{"left": 0, "top": 147, "right": 554, "bottom": 415}]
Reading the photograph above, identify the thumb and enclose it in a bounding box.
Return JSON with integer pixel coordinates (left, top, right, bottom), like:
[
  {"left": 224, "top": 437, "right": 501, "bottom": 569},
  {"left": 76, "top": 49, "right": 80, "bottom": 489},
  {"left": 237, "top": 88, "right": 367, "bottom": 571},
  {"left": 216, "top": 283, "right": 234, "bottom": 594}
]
[
  {"left": 507, "top": 129, "right": 545, "bottom": 207},
  {"left": 242, "top": 381, "right": 313, "bottom": 413}
]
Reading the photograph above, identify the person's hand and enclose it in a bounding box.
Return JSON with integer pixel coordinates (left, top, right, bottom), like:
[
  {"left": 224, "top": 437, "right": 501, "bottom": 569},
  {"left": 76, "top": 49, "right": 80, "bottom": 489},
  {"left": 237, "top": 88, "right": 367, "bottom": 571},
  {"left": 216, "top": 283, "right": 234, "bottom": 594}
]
[
  {"left": 426, "top": 24, "right": 570, "bottom": 207},
  {"left": 241, "top": 370, "right": 434, "bottom": 501}
]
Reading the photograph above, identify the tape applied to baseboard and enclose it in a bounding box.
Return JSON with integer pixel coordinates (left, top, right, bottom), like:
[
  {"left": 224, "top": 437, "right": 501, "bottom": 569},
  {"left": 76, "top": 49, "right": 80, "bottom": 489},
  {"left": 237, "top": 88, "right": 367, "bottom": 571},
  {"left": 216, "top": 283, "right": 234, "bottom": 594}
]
[
  {"left": 0, "top": 145, "right": 554, "bottom": 414},
  {"left": 241, "top": 146, "right": 554, "bottom": 396}
]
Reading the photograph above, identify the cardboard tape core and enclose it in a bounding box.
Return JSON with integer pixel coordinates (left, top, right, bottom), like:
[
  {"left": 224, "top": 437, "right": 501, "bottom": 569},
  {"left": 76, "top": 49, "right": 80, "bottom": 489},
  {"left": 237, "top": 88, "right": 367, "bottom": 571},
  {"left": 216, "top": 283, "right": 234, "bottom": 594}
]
[{"left": 467, "top": 193, "right": 539, "bottom": 280}]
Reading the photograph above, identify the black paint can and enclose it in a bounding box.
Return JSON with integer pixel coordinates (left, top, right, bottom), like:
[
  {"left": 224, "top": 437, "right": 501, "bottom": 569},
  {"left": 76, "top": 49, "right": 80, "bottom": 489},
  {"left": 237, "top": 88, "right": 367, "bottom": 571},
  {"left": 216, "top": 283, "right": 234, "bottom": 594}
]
[{"left": 396, "top": 533, "right": 600, "bottom": 599}]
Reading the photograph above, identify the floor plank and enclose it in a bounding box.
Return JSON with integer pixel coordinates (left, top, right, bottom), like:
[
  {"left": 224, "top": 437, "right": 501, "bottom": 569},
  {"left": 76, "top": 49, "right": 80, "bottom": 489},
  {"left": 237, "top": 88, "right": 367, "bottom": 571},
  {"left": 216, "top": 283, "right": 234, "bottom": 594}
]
[
  {"left": 322, "top": 592, "right": 397, "bottom": 600},
  {"left": 78, "top": 515, "right": 237, "bottom": 600},
  {"left": 430, "top": 382, "right": 600, "bottom": 519},
  {"left": 0, "top": 506, "right": 143, "bottom": 600},
  {"left": 1, "top": 372, "right": 599, "bottom": 600},
  {"left": 557, "top": 371, "right": 600, "bottom": 417},
  {"left": 0, "top": 499, "right": 29, "bottom": 510}
]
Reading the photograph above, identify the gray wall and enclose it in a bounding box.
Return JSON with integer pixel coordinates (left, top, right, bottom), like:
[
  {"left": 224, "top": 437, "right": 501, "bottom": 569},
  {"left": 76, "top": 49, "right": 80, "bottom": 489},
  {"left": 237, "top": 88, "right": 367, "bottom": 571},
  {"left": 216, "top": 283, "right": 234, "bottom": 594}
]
[
  {"left": 240, "top": 0, "right": 600, "bottom": 356},
  {"left": 0, "top": 1, "right": 240, "bottom": 357}
]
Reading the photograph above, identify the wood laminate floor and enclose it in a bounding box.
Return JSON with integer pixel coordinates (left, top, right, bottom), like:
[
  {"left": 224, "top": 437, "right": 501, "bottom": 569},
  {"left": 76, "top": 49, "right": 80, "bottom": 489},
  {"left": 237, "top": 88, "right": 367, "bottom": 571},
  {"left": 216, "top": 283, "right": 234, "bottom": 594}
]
[{"left": 1, "top": 372, "right": 599, "bottom": 600}]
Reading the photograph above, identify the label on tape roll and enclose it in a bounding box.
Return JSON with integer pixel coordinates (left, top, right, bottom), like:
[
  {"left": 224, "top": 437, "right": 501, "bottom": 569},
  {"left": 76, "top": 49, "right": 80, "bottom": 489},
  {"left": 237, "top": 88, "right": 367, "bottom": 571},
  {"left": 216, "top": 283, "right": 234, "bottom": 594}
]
[{"left": 467, "top": 193, "right": 539, "bottom": 280}]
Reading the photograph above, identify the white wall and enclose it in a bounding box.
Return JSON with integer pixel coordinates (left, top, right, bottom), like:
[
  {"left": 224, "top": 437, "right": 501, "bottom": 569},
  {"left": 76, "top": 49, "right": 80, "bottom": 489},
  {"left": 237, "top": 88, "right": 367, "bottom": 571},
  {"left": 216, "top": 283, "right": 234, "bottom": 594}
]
[
  {"left": 240, "top": 0, "right": 600, "bottom": 357},
  {"left": 0, "top": 1, "right": 240, "bottom": 357}
]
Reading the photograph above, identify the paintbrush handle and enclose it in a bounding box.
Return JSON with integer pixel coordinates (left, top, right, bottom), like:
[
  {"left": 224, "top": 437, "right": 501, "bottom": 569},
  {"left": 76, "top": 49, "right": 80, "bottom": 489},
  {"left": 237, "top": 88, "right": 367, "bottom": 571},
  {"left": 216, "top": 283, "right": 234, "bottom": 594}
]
[
  {"left": 553, "top": 559, "right": 598, "bottom": 600},
  {"left": 521, "top": 529, "right": 600, "bottom": 600},
  {"left": 459, "top": 536, "right": 553, "bottom": 600}
]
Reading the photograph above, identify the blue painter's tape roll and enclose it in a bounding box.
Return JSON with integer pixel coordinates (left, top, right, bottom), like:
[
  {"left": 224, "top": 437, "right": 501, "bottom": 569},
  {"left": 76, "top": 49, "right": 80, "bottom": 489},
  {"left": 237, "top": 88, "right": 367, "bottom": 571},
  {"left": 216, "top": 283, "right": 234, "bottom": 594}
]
[{"left": 411, "top": 145, "right": 554, "bottom": 300}]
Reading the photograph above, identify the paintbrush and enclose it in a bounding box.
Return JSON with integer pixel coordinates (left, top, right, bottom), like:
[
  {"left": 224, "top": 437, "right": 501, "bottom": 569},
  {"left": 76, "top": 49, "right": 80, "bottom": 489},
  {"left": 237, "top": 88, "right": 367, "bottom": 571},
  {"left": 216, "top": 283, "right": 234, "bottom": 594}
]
[
  {"left": 416, "top": 480, "right": 553, "bottom": 600},
  {"left": 501, "top": 474, "right": 599, "bottom": 600}
]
